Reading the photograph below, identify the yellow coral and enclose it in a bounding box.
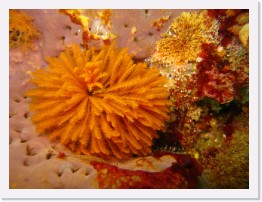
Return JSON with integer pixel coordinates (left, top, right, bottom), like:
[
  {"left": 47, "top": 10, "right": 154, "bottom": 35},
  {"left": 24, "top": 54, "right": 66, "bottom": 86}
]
[
  {"left": 25, "top": 43, "right": 171, "bottom": 159},
  {"left": 152, "top": 11, "right": 219, "bottom": 64},
  {"left": 9, "top": 10, "right": 40, "bottom": 50}
]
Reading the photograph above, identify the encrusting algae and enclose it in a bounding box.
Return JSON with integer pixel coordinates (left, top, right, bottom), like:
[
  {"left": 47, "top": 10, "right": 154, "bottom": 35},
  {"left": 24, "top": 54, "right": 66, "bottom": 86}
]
[
  {"left": 9, "top": 9, "right": 40, "bottom": 50},
  {"left": 25, "top": 42, "right": 171, "bottom": 159}
]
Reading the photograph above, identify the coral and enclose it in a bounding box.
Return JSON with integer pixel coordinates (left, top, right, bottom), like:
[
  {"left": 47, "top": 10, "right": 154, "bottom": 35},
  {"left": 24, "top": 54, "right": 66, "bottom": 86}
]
[
  {"left": 151, "top": 10, "right": 219, "bottom": 64},
  {"left": 92, "top": 153, "right": 202, "bottom": 188},
  {"left": 25, "top": 42, "right": 171, "bottom": 160},
  {"left": 9, "top": 10, "right": 40, "bottom": 50}
]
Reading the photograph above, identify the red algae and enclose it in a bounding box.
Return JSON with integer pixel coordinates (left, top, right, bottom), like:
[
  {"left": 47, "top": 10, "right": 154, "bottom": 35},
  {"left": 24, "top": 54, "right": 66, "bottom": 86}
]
[{"left": 195, "top": 43, "right": 236, "bottom": 104}]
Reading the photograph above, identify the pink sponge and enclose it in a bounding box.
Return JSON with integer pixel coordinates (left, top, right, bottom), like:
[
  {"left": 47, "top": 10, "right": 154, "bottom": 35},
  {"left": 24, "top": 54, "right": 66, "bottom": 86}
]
[{"left": 22, "top": 9, "right": 194, "bottom": 59}]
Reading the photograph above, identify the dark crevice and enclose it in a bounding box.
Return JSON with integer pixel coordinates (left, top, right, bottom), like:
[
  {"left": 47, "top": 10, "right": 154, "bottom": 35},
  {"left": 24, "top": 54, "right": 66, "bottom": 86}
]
[
  {"left": 46, "top": 150, "right": 54, "bottom": 160},
  {"left": 24, "top": 112, "right": 29, "bottom": 119},
  {"left": 71, "top": 168, "right": 80, "bottom": 173},
  {"left": 9, "top": 137, "right": 13, "bottom": 145},
  {"left": 66, "top": 25, "right": 72, "bottom": 31},
  {"left": 14, "top": 99, "right": 20, "bottom": 103},
  {"left": 57, "top": 171, "right": 62, "bottom": 177},
  {"left": 9, "top": 113, "right": 16, "bottom": 118},
  {"left": 61, "top": 36, "right": 65, "bottom": 45},
  {"left": 85, "top": 170, "right": 90, "bottom": 176},
  {"left": 26, "top": 144, "right": 36, "bottom": 156},
  {"left": 14, "top": 129, "right": 22, "bottom": 133},
  {"left": 20, "top": 139, "right": 28, "bottom": 143},
  {"left": 23, "top": 159, "right": 29, "bottom": 166},
  {"left": 148, "top": 32, "right": 154, "bottom": 36}
]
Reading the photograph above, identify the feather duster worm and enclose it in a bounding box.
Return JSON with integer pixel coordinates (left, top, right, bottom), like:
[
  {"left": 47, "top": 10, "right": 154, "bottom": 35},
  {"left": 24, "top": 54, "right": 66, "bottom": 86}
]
[{"left": 25, "top": 43, "right": 171, "bottom": 159}]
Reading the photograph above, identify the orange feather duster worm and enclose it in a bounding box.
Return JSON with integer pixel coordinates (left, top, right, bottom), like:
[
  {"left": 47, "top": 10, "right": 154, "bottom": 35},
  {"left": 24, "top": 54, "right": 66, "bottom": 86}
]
[{"left": 25, "top": 43, "right": 171, "bottom": 159}]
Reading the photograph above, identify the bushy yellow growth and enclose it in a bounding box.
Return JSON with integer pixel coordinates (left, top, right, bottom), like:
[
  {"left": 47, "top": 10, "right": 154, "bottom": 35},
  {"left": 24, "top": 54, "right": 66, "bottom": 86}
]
[
  {"left": 152, "top": 11, "right": 218, "bottom": 64},
  {"left": 9, "top": 10, "right": 40, "bottom": 50},
  {"left": 204, "top": 113, "right": 249, "bottom": 188},
  {"left": 25, "top": 43, "right": 171, "bottom": 159}
]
